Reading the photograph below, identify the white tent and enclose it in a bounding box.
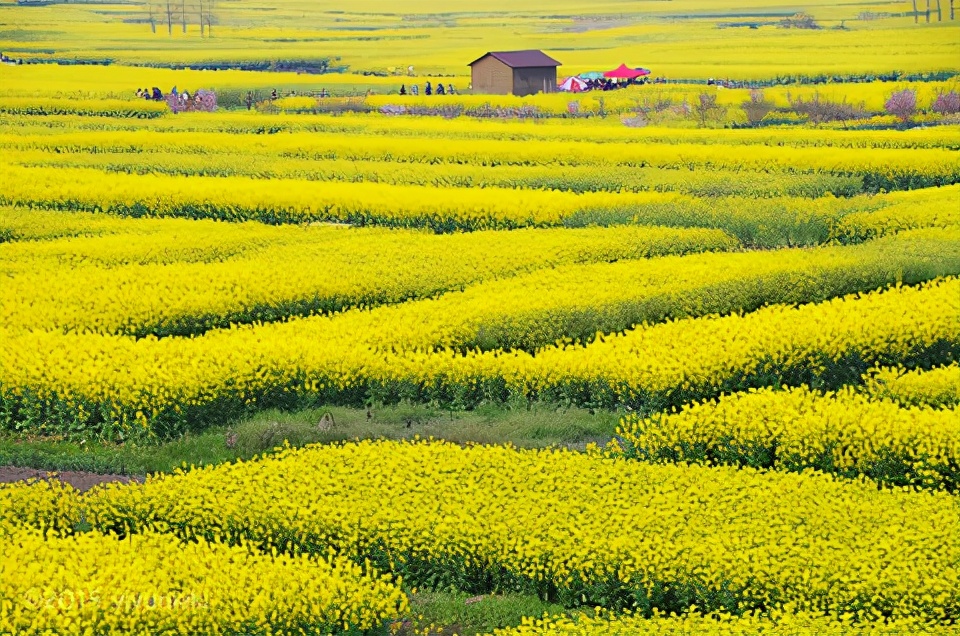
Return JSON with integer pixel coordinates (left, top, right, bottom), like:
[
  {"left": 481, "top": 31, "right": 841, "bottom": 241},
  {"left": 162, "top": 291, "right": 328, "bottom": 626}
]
[{"left": 558, "top": 76, "right": 588, "bottom": 92}]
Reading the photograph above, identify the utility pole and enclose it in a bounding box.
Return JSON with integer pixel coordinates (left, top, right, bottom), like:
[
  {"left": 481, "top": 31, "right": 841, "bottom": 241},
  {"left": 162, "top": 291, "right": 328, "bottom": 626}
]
[
  {"left": 181, "top": 0, "right": 186, "bottom": 32},
  {"left": 198, "top": 0, "right": 205, "bottom": 35},
  {"left": 926, "top": 0, "right": 931, "bottom": 21},
  {"left": 936, "top": 0, "right": 943, "bottom": 20},
  {"left": 148, "top": 1, "right": 156, "bottom": 33},
  {"left": 912, "top": 0, "right": 919, "bottom": 22},
  {"left": 165, "top": 0, "right": 173, "bottom": 34}
]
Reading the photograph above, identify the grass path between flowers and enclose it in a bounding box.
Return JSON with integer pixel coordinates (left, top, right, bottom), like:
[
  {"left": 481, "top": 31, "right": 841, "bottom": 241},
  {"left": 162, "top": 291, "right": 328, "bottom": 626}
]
[
  {"left": 0, "top": 403, "right": 620, "bottom": 477},
  {"left": 396, "top": 591, "right": 568, "bottom": 636}
]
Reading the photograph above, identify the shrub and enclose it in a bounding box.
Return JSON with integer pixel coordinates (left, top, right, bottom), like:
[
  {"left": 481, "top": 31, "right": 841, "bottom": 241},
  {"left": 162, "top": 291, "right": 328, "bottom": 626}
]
[
  {"left": 787, "top": 91, "right": 867, "bottom": 126},
  {"left": 779, "top": 12, "right": 820, "bottom": 28},
  {"left": 693, "top": 92, "right": 726, "bottom": 127},
  {"left": 741, "top": 89, "right": 774, "bottom": 126}
]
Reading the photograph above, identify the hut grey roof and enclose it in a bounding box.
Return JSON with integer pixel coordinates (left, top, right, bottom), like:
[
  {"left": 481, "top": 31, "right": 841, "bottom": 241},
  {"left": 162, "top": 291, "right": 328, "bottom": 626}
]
[{"left": 469, "top": 50, "right": 561, "bottom": 68}]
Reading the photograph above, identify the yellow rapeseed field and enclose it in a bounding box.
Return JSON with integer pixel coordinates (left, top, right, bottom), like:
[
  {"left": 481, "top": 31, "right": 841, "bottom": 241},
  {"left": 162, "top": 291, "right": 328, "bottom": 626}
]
[{"left": 2, "top": 1, "right": 959, "bottom": 632}]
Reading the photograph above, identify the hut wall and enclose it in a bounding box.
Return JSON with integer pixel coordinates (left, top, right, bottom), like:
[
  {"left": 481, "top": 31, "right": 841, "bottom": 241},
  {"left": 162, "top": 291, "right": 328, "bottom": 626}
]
[
  {"left": 471, "top": 57, "right": 514, "bottom": 94},
  {"left": 512, "top": 67, "right": 557, "bottom": 96}
]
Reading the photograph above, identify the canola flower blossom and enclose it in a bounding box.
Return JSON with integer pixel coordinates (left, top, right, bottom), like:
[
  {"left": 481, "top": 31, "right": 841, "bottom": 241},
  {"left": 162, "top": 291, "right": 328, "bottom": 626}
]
[
  {"left": 862, "top": 363, "right": 960, "bottom": 409},
  {"left": 0, "top": 479, "right": 81, "bottom": 534},
  {"left": 0, "top": 524, "right": 408, "bottom": 636},
  {"left": 490, "top": 609, "right": 959, "bottom": 636},
  {"left": 614, "top": 385, "right": 960, "bottom": 490}
]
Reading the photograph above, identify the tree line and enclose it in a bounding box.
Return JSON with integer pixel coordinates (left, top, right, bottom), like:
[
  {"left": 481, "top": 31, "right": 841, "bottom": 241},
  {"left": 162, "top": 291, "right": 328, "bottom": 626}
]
[{"left": 147, "top": 0, "right": 216, "bottom": 36}]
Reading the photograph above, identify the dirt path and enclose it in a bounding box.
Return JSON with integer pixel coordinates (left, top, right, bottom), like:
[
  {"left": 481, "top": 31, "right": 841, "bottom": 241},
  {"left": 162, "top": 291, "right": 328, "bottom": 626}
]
[{"left": 0, "top": 466, "right": 141, "bottom": 492}]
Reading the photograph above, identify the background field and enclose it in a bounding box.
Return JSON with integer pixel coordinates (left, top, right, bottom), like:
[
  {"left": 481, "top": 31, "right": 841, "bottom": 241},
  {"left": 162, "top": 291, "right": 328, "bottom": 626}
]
[{"left": 2, "top": 0, "right": 958, "bottom": 94}]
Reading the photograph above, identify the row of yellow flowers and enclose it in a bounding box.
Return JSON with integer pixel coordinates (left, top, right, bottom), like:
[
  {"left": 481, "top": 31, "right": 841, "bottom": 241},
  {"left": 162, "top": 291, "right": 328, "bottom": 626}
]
[
  {"left": 6, "top": 112, "right": 957, "bottom": 150},
  {"left": 0, "top": 522, "right": 407, "bottom": 635},
  {"left": 10, "top": 147, "right": 868, "bottom": 199},
  {"left": 863, "top": 363, "right": 960, "bottom": 409},
  {"left": 1, "top": 164, "right": 956, "bottom": 238},
  {"left": 4, "top": 128, "right": 957, "bottom": 190},
  {"left": 0, "top": 164, "right": 695, "bottom": 232},
  {"left": 1, "top": 273, "right": 955, "bottom": 440},
  {"left": 613, "top": 385, "right": 960, "bottom": 491},
  {"left": 491, "top": 610, "right": 957, "bottom": 636},
  {"left": 0, "top": 208, "right": 732, "bottom": 337},
  {"left": 2, "top": 216, "right": 952, "bottom": 340},
  {"left": 0, "top": 97, "right": 168, "bottom": 119},
  {"left": 83, "top": 440, "right": 960, "bottom": 621},
  {"left": 0, "top": 479, "right": 80, "bottom": 534},
  {"left": 833, "top": 186, "right": 960, "bottom": 241}
]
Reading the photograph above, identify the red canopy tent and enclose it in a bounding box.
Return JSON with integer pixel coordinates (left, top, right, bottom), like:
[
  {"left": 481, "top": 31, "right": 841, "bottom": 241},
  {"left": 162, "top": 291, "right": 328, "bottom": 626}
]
[{"left": 604, "top": 64, "right": 645, "bottom": 80}]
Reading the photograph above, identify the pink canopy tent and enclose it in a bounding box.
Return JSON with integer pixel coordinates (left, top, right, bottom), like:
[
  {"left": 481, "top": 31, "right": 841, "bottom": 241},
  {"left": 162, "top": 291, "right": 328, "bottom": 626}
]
[
  {"left": 603, "top": 64, "right": 646, "bottom": 80},
  {"left": 558, "top": 76, "right": 588, "bottom": 92}
]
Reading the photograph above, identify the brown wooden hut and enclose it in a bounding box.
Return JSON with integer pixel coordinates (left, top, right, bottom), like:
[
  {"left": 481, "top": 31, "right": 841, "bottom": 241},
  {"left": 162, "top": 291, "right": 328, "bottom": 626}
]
[{"left": 468, "top": 50, "right": 561, "bottom": 96}]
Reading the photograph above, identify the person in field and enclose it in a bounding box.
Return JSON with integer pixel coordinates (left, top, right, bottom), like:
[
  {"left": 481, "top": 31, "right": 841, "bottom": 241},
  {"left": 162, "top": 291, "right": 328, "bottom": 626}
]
[
  {"left": 436, "top": 83, "right": 445, "bottom": 95},
  {"left": 425, "top": 81, "right": 432, "bottom": 95},
  {"left": 400, "top": 84, "right": 407, "bottom": 95},
  {"left": 412, "top": 84, "right": 419, "bottom": 95}
]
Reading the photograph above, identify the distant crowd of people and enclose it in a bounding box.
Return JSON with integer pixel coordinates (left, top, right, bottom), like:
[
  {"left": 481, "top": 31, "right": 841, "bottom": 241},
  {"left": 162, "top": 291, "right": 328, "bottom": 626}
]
[
  {"left": 134, "top": 86, "right": 216, "bottom": 113},
  {"left": 708, "top": 78, "right": 751, "bottom": 89},
  {"left": 136, "top": 86, "right": 209, "bottom": 107},
  {"left": 587, "top": 77, "right": 652, "bottom": 91},
  {"left": 398, "top": 81, "right": 456, "bottom": 96},
  {"left": 136, "top": 87, "right": 165, "bottom": 101},
  {"left": 0, "top": 52, "right": 22, "bottom": 65},
  {"left": 268, "top": 88, "right": 331, "bottom": 100}
]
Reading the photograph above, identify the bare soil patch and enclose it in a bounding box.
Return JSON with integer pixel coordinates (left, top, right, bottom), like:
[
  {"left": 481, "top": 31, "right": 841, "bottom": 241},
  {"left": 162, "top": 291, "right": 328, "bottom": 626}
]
[{"left": 0, "top": 465, "right": 141, "bottom": 491}]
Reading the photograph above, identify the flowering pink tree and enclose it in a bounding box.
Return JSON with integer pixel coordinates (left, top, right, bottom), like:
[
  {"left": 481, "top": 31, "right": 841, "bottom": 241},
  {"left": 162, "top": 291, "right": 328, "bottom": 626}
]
[
  {"left": 885, "top": 89, "right": 916, "bottom": 124},
  {"left": 932, "top": 91, "right": 960, "bottom": 115}
]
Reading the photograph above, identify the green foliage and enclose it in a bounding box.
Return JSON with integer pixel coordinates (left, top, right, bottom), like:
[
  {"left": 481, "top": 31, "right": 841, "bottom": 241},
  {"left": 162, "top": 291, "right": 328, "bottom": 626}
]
[
  {"left": 0, "top": 403, "right": 621, "bottom": 473},
  {"left": 399, "top": 592, "right": 568, "bottom": 636}
]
